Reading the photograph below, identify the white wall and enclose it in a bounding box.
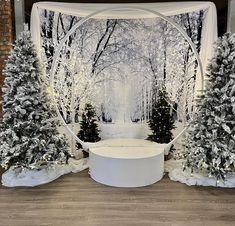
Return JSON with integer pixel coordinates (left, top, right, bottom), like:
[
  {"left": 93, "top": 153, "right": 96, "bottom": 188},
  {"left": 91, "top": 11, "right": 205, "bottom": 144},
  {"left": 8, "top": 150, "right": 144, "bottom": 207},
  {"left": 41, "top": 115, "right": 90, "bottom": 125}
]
[
  {"left": 14, "top": 0, "right": 25, "bottom": 37},
  {"left": 228, "top": 0, "right": 235, "bottom": 33}
]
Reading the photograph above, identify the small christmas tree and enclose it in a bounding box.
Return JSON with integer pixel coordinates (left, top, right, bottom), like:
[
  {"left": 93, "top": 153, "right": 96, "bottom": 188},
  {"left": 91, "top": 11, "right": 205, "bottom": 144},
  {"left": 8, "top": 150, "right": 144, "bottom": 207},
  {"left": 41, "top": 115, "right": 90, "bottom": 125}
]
[
  {"left": 147, "top": 85, "right": 175, "bottom": 143},
  {"left": 184, "top": 33, "right": 235, "bottom": 181},
  {"left": 0, "top": 30, "right": 69, "bottom": 170},
  {"left": 77, "top": 103, "right": 101, "bottom": 157}
]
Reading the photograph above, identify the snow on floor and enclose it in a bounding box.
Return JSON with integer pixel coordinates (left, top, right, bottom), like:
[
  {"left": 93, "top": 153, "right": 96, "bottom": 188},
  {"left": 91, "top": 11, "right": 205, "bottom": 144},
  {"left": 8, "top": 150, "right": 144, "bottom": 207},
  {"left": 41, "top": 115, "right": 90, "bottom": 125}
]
[
  {"left": 2, "top": 158, "right": 88, "bottom": 187},
  {"left": 59, "top": 121, "right": 185, "bottom": 141},
  {"left": 165, "top": 159, "right": 235, "bottom": 188},
  {"left": 99, "top": 123, "right": 150, "bottom": 139}
]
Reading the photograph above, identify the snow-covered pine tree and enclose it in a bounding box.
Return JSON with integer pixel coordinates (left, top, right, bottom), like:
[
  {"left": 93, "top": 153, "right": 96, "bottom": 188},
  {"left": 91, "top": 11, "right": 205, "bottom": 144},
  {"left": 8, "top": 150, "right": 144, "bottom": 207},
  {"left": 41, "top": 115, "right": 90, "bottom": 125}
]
[
  {"left": 77, "top": 103, "right": 100, "bottom": 157},
  {"left": 184, "top": 33, "right": 235, "bottom": 181},
  {"left": 147, "top": 85, "right": 175, "bottom": 143},
  {"left": 0, "top": 30, "right": 69, "bottom": 170}
]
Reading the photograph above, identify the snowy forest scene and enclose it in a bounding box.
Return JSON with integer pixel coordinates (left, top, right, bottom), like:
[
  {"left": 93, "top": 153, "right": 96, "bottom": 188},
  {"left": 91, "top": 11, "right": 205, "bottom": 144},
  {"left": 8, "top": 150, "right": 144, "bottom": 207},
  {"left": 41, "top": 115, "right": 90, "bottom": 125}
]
[{"left": 39, "top": 9, "right": 205, "bottom": 140}]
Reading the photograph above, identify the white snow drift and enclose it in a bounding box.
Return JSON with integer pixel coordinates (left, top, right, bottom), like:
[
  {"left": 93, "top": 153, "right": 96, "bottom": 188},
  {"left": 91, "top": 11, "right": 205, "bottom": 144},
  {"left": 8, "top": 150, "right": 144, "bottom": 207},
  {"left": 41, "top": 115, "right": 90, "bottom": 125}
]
[
  {"left": 165, "top": 159, "right": 235, "bottom": 188},
  {"left": 2, "top": 158, "right": 88, "bottom": 187}
]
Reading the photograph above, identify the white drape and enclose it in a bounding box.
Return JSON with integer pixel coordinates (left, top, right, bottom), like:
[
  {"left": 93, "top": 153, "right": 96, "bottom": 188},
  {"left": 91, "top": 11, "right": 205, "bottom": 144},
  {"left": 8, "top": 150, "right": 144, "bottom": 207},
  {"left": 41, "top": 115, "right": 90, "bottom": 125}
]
[{"left": 30, "top": 1, "right": 218, "bottom": 90}]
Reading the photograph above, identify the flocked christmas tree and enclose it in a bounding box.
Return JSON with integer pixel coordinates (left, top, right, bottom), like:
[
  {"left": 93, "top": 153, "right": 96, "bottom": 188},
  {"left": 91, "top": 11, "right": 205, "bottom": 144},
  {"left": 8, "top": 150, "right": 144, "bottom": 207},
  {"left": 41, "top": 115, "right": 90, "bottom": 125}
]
[
  {"left": 77, "top": 103, "right": 101, "bottom": 157},
  {"left": 0, "top": 30, "right": 69, "bottom": 170},
  {"left": 147, "top": 85, "right": 175, "bottom": 143},
  {"left": 184, "top": 33, "right": 235, "bottom": 181}
]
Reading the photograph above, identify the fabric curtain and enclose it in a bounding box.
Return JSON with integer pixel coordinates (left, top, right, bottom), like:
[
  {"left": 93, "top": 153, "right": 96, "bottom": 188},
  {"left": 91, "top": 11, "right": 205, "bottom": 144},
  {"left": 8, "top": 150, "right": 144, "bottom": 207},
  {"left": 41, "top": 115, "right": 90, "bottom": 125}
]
[
  {"left": 30, "top": 1, "right": 218, "bottom": 126},
  {"left": 31, "top": 1, "right": 217, "bottom": 78}
]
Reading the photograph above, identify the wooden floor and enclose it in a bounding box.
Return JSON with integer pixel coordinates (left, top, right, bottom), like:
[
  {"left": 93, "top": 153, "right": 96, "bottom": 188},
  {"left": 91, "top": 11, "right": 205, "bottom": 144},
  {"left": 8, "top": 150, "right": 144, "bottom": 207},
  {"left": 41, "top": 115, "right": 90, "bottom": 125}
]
[{"left": 0, "top": 169, "right": 235, "bottom": 226}]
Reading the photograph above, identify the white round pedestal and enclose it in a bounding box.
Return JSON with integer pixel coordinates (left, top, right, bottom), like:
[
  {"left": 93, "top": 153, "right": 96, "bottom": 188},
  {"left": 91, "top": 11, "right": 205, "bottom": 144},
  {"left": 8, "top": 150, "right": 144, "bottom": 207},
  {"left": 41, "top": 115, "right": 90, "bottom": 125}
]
[{"left": 89, "top": 140, "right": 164, "bottom": 187}]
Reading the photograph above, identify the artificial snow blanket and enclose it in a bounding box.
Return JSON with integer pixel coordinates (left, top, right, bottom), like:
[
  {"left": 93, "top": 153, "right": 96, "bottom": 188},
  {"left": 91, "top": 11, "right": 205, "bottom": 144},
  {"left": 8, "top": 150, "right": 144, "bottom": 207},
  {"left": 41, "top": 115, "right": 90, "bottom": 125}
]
[
  {"left": 165, "top": 159, "right": 235, "bottom": 188},
  {"left": 2, "top": 158, "right": 88, "bottom": 187}
]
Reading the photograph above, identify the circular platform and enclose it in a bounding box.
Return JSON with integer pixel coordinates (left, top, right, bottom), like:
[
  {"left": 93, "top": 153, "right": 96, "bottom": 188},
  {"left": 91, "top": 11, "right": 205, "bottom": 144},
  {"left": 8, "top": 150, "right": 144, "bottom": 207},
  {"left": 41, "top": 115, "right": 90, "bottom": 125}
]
[{"left": 89, "top": 139, "right": 164, "bottom": 187}]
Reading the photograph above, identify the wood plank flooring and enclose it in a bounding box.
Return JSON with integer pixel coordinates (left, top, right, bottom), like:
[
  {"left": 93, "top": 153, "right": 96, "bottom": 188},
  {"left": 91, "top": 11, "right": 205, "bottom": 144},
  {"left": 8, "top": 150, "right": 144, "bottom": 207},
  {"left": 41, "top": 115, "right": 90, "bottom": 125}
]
[{"left": 0, "top": 168, "right": 235, "bottom": 226}]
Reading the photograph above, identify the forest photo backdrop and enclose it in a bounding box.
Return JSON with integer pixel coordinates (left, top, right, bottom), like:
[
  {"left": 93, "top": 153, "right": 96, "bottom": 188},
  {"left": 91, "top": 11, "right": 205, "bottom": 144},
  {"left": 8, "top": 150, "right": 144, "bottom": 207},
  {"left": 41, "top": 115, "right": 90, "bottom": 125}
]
[{"left": 39, "top": 9, "right": 205, "bottom": 140}]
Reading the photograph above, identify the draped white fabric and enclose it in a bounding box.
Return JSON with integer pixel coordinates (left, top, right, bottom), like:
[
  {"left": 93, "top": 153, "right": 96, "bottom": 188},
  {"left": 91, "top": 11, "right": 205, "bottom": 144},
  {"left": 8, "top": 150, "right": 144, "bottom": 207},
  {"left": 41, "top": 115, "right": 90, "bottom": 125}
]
[
  {"left": 30, "top": 1, "right": 218, "bottom": 82},
  {"left": 30, "top": 2, "right": 219, "bottom": 148}
]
